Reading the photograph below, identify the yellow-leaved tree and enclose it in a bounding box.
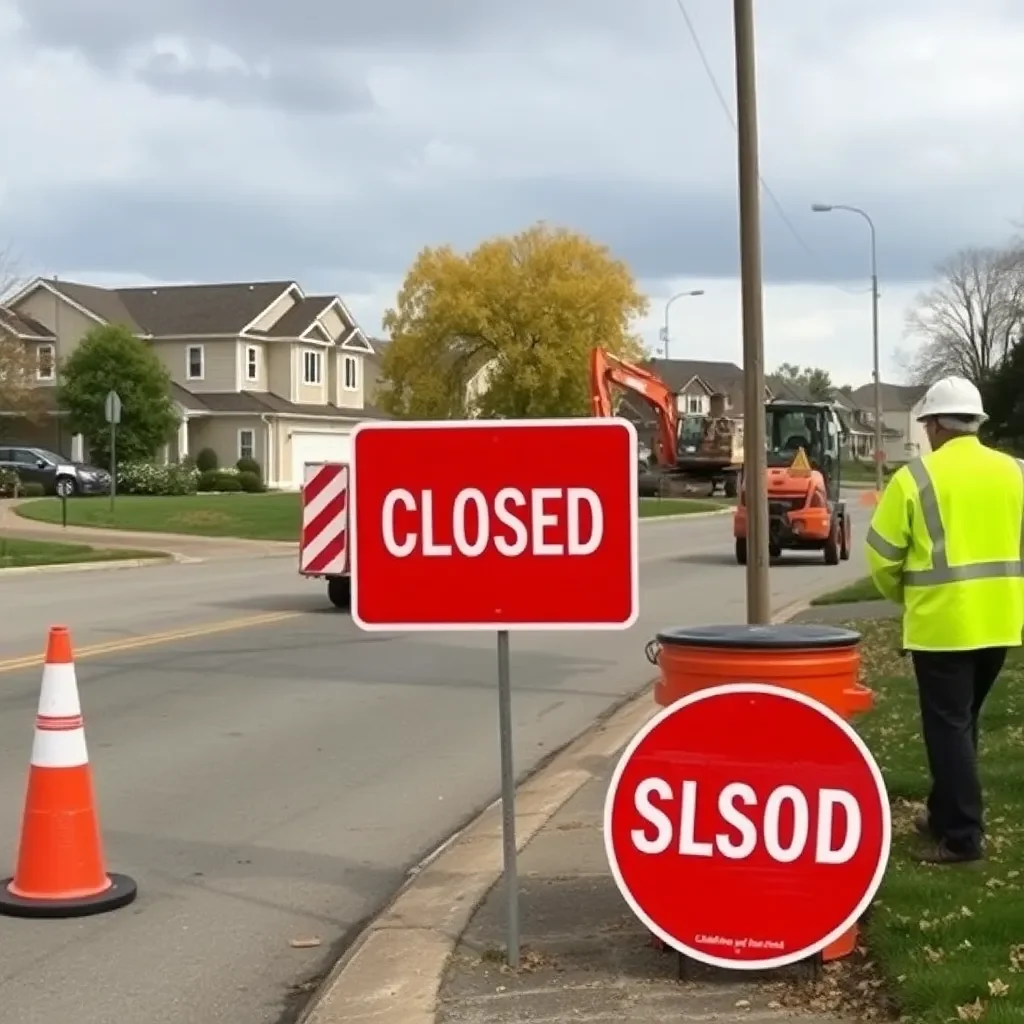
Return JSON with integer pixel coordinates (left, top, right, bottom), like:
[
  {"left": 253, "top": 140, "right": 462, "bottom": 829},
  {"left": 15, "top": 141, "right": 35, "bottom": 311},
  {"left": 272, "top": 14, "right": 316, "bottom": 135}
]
[{"left": 378, "top": 223, "right": 648, "bottom": 419}]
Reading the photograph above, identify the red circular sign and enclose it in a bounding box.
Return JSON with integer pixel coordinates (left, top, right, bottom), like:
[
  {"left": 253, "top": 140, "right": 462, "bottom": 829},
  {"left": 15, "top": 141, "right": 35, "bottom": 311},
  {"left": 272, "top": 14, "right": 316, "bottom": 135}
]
[{"left": 604, "top": 684, "right": 890, "bottom": 970}]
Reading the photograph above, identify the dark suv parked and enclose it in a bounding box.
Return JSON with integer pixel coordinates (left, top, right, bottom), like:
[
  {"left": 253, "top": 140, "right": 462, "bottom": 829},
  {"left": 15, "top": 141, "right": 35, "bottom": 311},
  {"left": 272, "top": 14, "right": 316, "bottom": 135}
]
[{"left": 0, "top": 446, "right": 112, "bottom": 497}]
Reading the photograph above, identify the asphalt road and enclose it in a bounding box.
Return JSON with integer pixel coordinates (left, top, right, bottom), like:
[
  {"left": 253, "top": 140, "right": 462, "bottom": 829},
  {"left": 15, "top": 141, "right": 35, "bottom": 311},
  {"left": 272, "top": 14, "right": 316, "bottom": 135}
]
[{"left": 0, "top": 506, "right": 873, "bottom": 1024}]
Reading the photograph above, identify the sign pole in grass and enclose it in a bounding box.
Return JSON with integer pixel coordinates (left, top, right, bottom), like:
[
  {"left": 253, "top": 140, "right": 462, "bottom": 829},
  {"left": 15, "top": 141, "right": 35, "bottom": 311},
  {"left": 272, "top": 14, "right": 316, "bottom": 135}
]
[{"left": 105, "top": 390, "right": 122, "bottom": 515}]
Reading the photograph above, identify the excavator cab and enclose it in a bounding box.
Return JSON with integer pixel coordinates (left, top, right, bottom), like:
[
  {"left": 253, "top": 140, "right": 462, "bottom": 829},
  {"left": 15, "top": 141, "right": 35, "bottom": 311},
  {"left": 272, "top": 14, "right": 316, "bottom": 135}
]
[{"left": 734, "top": 400, "right": 849, "bottom": 566}]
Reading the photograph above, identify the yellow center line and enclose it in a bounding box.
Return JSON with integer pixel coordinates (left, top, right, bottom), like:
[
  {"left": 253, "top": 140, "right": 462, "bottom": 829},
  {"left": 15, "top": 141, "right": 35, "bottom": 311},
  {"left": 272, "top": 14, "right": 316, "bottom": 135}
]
[{"left": 0, "top": 611, "right": 301, "bottom": 675}]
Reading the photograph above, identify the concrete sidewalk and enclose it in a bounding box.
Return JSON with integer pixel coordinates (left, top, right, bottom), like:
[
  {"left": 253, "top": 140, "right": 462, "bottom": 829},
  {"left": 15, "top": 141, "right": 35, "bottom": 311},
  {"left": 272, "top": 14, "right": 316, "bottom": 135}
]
[
  {"left": 0, "top": 499, "right": 296, "bottom": 561},
  {"left": 436, "top": 758, "right": 855, "bottom": 1024}
]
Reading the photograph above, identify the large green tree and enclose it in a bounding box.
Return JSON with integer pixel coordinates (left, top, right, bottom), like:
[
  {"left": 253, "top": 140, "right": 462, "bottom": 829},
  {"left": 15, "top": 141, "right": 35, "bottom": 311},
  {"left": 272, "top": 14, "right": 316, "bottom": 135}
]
[
  {"left": 378, "top": 222, "right": 648, "bottom": 419},
  {"left": 772, "top": 362, "right": 834, "bottom": 400},
  {"left": 60, "top": 325, "right": 178, "bottom": 463}
]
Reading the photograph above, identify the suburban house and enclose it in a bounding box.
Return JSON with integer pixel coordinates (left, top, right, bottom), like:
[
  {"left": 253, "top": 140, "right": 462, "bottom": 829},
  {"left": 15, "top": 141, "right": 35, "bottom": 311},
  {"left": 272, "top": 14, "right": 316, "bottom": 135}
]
[
  {"left": 0, "top": 277, "right": 387, "bottom": 489},
  {"left": 849, "top": 382, "right": 929, "bottom": 462}
]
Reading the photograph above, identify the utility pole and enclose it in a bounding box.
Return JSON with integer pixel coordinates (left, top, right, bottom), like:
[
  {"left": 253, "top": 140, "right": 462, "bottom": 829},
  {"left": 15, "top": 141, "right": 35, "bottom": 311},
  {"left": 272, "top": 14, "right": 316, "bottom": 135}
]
[{"left": 733, "top": 0, "right": 770, "bottom": 625}]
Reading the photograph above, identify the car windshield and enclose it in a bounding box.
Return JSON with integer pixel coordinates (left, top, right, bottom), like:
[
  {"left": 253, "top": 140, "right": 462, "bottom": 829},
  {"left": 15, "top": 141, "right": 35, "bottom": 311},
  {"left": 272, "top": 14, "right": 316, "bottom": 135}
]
[{"left": 32, "top": 449, "right": 63, "bottom": 464}]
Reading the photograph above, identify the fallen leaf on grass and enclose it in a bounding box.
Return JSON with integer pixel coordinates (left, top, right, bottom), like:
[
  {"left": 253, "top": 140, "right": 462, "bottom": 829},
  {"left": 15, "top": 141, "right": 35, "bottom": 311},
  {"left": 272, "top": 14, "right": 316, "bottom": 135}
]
[
  {"left": 956, "top": 997, "right": 985, "bottom": 1020},
  {"left": 289, "top": 937, "right": 322, "bottom": 948},
  {"left": 1012, "top": 945, "right": 1024, "bottom": 972},
  {"left": 988, "top": 978, "right": 1010, "bottom": 998}
]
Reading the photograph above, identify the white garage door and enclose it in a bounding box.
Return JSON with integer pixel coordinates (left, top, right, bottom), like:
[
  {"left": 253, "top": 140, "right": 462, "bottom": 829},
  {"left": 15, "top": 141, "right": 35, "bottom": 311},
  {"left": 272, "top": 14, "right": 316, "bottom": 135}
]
[{"left": 291, "top": 431, "right": 353, "bottom": 487}]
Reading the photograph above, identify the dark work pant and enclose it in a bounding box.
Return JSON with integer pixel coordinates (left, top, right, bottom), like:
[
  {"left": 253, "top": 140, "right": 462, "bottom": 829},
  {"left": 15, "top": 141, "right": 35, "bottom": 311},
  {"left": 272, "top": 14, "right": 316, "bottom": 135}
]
[{"left": 910, "top": 647, "right": 1007, "bottom": 854}]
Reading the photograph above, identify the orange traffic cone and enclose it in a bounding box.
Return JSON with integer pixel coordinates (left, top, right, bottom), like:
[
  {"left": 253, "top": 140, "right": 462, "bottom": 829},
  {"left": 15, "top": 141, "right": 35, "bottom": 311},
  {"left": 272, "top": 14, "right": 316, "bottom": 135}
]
[{"left": 0, "top": 626, "right": 137, "bottom": 918}]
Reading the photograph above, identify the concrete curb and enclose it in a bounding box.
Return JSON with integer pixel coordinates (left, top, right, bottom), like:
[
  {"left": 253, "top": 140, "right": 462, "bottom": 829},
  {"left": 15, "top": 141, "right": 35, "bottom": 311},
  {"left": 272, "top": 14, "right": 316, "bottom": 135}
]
[
  {"left": 0, "top": 555, "right": 178, "bottom": 577},
  {"left": 300, "top": 586, "right": 834, "bottom": 1024},
  {"left": 639, "top": 507, "right": 733, "bottom": 523}
]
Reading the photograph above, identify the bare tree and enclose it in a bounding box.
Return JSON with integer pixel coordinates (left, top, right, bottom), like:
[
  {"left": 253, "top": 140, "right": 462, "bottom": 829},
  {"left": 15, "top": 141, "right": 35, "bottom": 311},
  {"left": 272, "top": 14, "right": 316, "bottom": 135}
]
[{"left": 904, "top": 244, "right": 1024, "bottom": 386}]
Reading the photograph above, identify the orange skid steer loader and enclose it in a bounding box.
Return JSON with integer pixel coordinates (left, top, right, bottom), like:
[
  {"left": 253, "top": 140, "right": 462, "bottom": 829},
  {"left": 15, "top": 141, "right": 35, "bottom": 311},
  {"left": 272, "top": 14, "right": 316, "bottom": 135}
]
[{"left": 734, "top": 399, "right": 852, "bottom": 565}]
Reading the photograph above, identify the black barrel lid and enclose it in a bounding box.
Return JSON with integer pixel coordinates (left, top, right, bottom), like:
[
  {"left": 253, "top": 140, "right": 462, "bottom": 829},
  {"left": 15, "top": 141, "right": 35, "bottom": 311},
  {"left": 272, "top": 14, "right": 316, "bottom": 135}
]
[{"left": 655, "top": 623, "right": 862, "bottom": 650}]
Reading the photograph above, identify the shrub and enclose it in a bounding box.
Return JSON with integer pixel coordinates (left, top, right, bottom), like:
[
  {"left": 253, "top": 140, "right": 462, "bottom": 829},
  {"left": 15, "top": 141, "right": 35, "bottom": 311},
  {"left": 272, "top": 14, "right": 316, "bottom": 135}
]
[
  {"left": 118, "top": 460, "right": 199, "bottom": 496},
  {"left": 197, "top": 469, "right": 243, "bottom": 493},
  {"left": 195, "top": 448, "right": 219, "bottom": 472},
  {"left": 236, "top": 456, "right": 261, "bottom": 477},
  {"left": 0, "top": 470, "right": 46, "bottom": 498},
  {"left": 214, "top": 473, "right": 242, "bottom": 492},
  {"left": 237, "top": 470, "right": 264, "bottom": 493}
]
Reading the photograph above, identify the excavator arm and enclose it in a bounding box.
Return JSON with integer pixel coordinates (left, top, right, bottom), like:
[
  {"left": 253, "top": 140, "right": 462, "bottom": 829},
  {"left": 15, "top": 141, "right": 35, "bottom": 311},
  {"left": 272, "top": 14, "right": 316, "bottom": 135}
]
[{"left": 589, "top": 348, "right": 678, "bottom": 467}]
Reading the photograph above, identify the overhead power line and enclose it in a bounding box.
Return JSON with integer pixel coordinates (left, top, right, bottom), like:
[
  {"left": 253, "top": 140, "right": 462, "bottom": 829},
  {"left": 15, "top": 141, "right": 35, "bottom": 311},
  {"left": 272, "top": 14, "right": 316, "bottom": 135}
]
[{"left": 670, "top": 0, "right": 870, "bottom": 295}]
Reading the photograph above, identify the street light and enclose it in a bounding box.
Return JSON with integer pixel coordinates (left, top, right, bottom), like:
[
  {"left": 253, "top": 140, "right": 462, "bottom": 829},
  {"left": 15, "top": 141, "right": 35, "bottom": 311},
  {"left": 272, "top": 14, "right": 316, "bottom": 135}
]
[
  {"left": 661, "top": 289, "right": 705, "bottom": 359},
  {"left": 811, "top": 202, "right": 883, "bottom": 492}
]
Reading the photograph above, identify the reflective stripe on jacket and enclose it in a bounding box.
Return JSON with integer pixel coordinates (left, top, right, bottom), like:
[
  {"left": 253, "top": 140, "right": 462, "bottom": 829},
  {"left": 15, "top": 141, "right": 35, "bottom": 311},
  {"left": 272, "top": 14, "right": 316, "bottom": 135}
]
[{"left": 864, "top": 435, "right": 1024, "bottom": 651}]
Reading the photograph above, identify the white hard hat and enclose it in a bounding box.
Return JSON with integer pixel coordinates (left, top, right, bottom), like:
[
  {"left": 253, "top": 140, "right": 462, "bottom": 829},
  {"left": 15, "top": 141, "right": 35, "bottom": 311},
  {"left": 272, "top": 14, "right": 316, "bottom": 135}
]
[{"left": 915, "top": 376, "right": 988, "bottom": 424}]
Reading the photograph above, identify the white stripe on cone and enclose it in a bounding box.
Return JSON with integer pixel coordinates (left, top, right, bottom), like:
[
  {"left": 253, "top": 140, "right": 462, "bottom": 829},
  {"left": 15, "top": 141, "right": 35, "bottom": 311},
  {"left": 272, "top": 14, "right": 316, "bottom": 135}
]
[{"left": 31, "top": 659, "right": 90, "bottom": 769}]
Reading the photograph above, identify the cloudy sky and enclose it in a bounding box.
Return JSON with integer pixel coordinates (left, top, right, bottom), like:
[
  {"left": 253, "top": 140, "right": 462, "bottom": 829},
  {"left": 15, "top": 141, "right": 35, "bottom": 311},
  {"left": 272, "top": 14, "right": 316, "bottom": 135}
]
[{"left": 1, "top": 0, "right": 1022, "bottom": 386}]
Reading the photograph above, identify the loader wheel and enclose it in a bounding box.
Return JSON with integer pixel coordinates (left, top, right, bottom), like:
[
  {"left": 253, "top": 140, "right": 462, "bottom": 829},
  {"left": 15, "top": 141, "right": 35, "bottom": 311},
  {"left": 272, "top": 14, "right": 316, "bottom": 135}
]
[
  {"left": 327, "top": 576, "right": 351, "bottom": 609},
  {"left": 823, "top": 520, "right": 841, "bottom": 566},
  {"left": 735, "top": 538, "right": 747, "bottom": 566},
  {"left": 724, "top": 474, "right": 739, "bottom": 499},
  {"left": 840, "top": 514, "right": 851, "bottom": 561}
]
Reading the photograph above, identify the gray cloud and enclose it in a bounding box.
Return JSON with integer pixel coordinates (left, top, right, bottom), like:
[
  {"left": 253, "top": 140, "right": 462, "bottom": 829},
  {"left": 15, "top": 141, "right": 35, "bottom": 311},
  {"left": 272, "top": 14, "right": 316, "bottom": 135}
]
[
  {"left": 135, "top": 51, "right": 373, "bottom": 113},
  {"left": 4, "top": 171, "right": 1010, "bottom": 296}
]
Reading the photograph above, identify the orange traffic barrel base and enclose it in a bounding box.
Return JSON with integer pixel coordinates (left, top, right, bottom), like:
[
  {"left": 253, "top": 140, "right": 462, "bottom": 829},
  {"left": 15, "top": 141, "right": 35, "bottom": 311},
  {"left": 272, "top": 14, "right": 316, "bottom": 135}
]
[
  {"left": 822, "top": 924, "right": 858, "bottom": 962},
  {"left": 0, "top": 871, "right": 137, "bottom": 919},
  {"left": 650, "top": 624, "right": 872, "bottom": 720}
]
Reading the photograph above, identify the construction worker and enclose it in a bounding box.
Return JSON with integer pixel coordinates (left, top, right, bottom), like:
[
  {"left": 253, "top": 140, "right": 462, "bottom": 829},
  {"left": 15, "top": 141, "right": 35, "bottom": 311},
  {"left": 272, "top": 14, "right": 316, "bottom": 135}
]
[{"left": 864, "top": 376, "right": 1024, "bottom": 865}]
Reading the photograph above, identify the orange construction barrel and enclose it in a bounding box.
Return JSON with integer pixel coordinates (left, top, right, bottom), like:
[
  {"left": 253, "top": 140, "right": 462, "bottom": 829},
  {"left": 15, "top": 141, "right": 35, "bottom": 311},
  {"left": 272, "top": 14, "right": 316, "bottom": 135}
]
[
  {"left": 648, "top": 623, "right": 872, "bottom": 721},
  {"left": 645, "top": 622, "right": 874, "bottom": 964}
]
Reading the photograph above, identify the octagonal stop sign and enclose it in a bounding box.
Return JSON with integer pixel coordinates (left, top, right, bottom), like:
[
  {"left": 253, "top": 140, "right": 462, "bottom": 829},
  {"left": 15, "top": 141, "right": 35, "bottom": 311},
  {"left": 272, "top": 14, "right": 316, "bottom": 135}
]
[{"left": 604, "top": 683, "right": 891, "bottom": 970}]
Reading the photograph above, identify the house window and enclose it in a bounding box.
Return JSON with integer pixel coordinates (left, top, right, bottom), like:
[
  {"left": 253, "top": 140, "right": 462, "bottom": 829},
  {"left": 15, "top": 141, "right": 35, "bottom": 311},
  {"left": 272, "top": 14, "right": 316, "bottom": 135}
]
[
  {"left": 303, "top": 349, "right": 322, "bottom": 385},
  {"left": 246, "top": 346, "right": 259, "bottom": 382},
  {"left": 238, "top": 429, "right": 255, "bottom": 461},
  {"left": 686, "top": 396, "right": 704, "bottom": 414},
  {"left": 343, "top": 355, "right": 358, "bottom": 391},
  {"left": 36, "top": 344, "right": 55, "bottom": 382},
  {"left": 187, "top": 345, "right": 204, "bottom": 380}
]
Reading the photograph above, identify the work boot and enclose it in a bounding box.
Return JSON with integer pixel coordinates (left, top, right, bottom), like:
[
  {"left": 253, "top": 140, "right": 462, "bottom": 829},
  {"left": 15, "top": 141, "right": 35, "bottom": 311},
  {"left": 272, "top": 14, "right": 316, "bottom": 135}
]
[{"left": 912, "top": 841, "right": 983, "bottom": 866}]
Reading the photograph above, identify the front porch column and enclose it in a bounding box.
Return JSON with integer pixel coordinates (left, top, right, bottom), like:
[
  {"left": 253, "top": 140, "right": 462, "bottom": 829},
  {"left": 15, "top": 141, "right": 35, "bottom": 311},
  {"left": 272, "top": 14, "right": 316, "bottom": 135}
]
[
  {"left": 71, "top": 434, "right": 85, "bottom": 462},
  {"left": 178, "top": 414, "right": 189, "bottom": 459}
]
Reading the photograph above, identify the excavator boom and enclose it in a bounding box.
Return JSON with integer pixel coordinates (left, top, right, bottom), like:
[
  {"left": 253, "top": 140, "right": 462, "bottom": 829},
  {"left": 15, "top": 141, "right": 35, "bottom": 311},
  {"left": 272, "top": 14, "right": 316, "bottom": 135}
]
[{"left": 589, "top": 348, "right": 678, "bottom": 467}]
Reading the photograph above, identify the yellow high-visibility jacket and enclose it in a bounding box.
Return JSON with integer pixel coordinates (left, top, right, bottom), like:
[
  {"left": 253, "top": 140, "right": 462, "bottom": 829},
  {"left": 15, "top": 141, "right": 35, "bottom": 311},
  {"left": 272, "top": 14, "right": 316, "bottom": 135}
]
[{"left": 865, "top": 435, "right": 1024, "bottom": 651}]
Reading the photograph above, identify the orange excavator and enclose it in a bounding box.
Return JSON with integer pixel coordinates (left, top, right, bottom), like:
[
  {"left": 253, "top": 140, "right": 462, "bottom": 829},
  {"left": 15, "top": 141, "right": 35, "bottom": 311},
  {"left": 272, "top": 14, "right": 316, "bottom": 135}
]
[{"left": 589, "top": 348, "right": 743, "bottom": 497}]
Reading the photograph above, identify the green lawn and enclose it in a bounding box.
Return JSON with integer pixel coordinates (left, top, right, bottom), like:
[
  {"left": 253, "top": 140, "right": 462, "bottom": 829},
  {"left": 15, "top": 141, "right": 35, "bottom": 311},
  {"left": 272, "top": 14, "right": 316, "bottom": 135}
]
[
  {"left": 855, "top": 619, "right": 1024, "bottom": 1023},
  {"left": 638, "top": 497, "right": 729, "bottom": 517},
  {"left": 810, "top": 575, "right": 885, "bottom": 605},
  {"left": 16, "top": 494, "right": 301, "bottom": 541},
  {"left": 0, "top": 536, "right": 166, "bottom": 569},
  {"left": 16, "top": 493, "right": 724, "bottom": 541}
]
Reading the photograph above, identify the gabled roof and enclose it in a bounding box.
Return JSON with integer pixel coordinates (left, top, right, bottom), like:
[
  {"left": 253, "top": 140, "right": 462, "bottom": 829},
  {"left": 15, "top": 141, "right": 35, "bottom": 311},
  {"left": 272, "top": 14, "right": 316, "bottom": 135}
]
[
  {"left": 645, "top": 358, "right": 744, "bottom": 396},
  {"left": 9, "top": 278, "right": 372, "bottom": 348},
  {"left": 0, "top": 307, "right": 55, "bottom": 340},
  {"left": 255, "top": 296, "right": 334, "bottom": 338},
  {"left": 850, "top": 382, "right": 927, "bottom": 412}
]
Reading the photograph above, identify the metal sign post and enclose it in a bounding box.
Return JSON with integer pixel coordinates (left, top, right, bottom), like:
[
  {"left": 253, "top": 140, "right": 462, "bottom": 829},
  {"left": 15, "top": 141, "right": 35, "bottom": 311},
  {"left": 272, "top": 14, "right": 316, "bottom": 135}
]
[
  {"left": 346, "top": 418, "right": 640, "bottom": 972},
  {"left": 105, "top": 390, "right": 122, "bottom": 513},
  {"left": 495, "top": 629, "right": 519, "bottom": 967}
]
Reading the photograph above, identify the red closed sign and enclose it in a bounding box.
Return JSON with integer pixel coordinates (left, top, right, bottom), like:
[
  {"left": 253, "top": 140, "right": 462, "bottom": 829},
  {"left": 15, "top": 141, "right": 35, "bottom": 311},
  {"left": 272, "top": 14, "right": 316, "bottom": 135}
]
[
  {"left": 349, "top": 419, "right": 638, "bottom": 630},
  {"left": 604, "top": 684, "right": 890, "bottom": 969}
]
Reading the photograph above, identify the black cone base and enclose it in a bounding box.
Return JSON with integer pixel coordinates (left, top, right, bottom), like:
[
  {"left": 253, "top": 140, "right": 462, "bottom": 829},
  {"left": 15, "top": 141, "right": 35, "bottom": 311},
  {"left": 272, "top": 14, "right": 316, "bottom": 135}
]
[{"left": 0, "top": 872, "right": 137, "bottom": 919}]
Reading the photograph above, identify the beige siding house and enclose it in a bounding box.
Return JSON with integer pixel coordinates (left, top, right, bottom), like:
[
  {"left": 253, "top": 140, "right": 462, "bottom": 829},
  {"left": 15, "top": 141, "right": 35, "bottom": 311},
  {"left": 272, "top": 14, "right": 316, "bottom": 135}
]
[{"left": 0, "top": 278, "right": 386, "bottom": 489}]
